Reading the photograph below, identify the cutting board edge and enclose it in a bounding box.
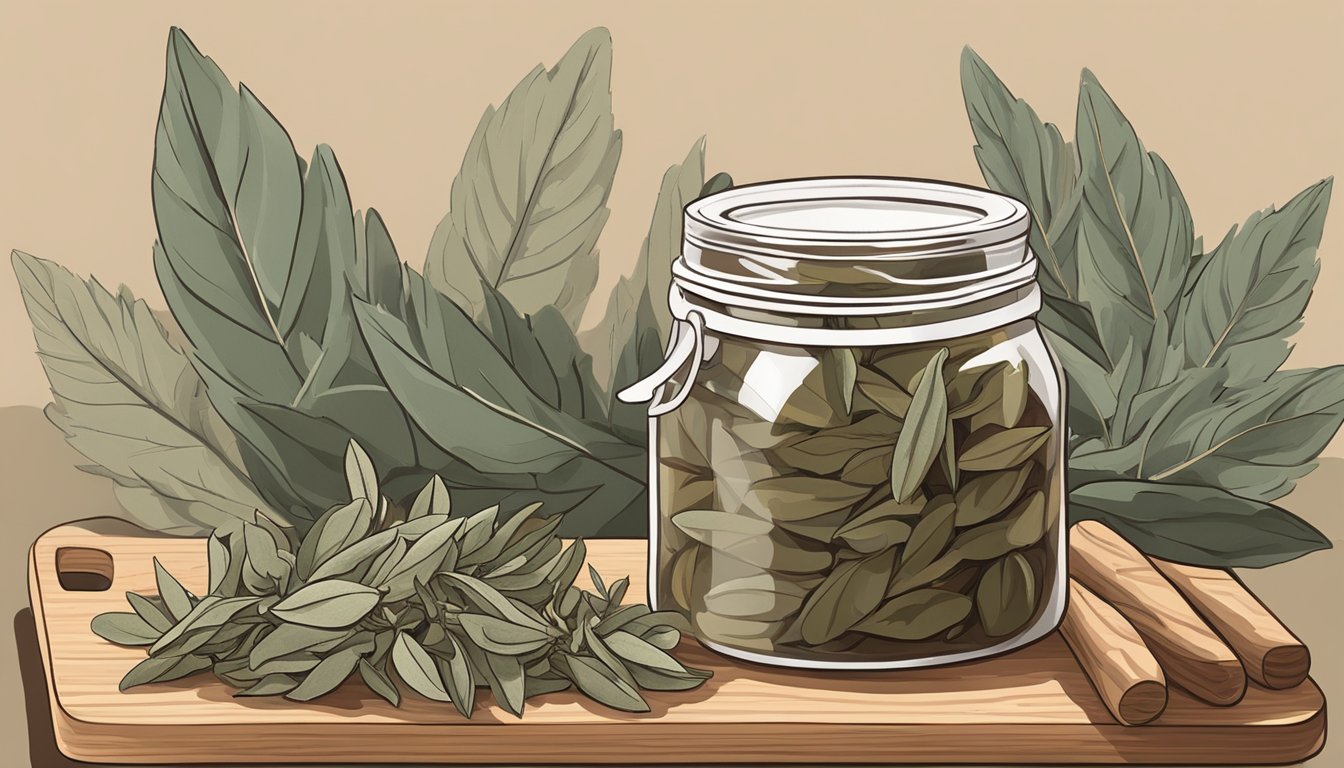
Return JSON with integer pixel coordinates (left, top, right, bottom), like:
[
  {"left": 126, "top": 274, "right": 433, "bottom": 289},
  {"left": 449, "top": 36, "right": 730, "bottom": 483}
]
[{"left": 29, "top": 717, "right": 1331, "bottom": 766}]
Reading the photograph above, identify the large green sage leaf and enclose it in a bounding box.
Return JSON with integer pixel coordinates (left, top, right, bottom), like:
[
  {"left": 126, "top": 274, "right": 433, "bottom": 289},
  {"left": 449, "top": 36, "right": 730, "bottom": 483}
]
[
  {"left": 1182, "top": 180, "right": 1332, "bottom": 385},
  {"left": 424, "top": 28, "right": 620, "bottom": 328},
  {"left": 12, "top": 251, "right": 268, "bottom": 534},
  {"left": 1069, "top": 480, "right": 1330, "bottom": 567}
]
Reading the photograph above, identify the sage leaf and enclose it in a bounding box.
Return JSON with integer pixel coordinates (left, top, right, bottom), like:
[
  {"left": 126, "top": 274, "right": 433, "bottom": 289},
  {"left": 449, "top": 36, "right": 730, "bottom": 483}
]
[
  {"left": 151, "top": 27, "right": 375, "bottom": 521},
  {"left": 271, "top": 581, "right": 380, "bottom": 629},
  {"left": 344, "top": 440, "right": 379, "bottom": 504},
  {"left": 439, "top": 572, "right": 552, "bottom": 632},
  {"left": 672, "top": 508, "right": 773, "bottom": 540},
  {"left": 460, "top": 614, "right": 554, "bottom": 656},
  {"left": 481, "top": 291, "right": 606, "bottom": 427},
  {"left": 742, "top": 476, "right": 870, "bottom": 522},
  {"left": 563, "top": 654, "right": 650, "bottom": 713},
  {"left": 957, "top": 426, "right": 1051, "bottom": 472},
  {"left": 1183, "top": 180, "right": 1332, "bottom": 385},
  {"left": 287, "top": 648, "right": 361, "bottom": 702},
  {"left": 858, "top": 589, "right": 973, "bottom": 640},
  {"left": 702, "top": 574, "right": 808, "bottom": 621},
  {"left": 890, "top": 348, "right": 949, "bottom": 502},
  {"left": 593, "top": 604, "right": 654, "bottom": 636},
  {"left": 524, "top": 674, "right": 573, "bottom": 698},
  {"left": 408, "top": 475, "right": 450, "bottom": 520},
  {"left": 126, "top": 592, "right": 174, "bottom": 634},
  {"left": 484, "top": 652, "right": 527, "bottom": 717},
  {"left": 235, "top": 673, "right": 298, "bottom": 697},
  {"left": 91, "top": 612, "right": 161, "bottom": 647},
  {"left": 836, "top": 517, "right": 913, "bottom": 555},
  {"left": 626, "top": 663, "right": 712, "bottom": 692},
  {"left": 440, "top": 634, "right": 476, "bottom": 718},
  {"left": 424, "top": 27, "right": 620, "bottom": 327},
  {"left": 1138, "top": 367, "right": 1344, "bottom": 501},
  {"left": 1069, "top": 481, "right": 1330, "bottom": 567},
  {"left": 602, "top": 630, "right": 686, "bottom": 674},
  {"left": 150, "top": 596, "right": 257, "bottom": 656},
  {"left": 243, "top": 523, "right": 286, "bottom": 581},
  {"left": 843, "top": 446, "right": 893, "bottom": 485},
  {"left": 672, "top": 509, "right": 831, "bottom": 574},
  {"left": 961, "top": 47, "right": 1081, "bottom": 304},
  {"left": 797, "top": 547, "right": 898, "bottom": 645},
  {"left": 955, "top": 466, "right": 1032, "bottom": 527},
  {"left": 1074, "top": 68, "right": 1192, "bottom": 373},
  {"left": 151, "top": 558, "right": 194, "bottom": 621},
  {"left": 296, "top": 498, "right": 373, "bottom": 580},
  {"left": 249, "top": 624, "right": 349, "bottom": 668},
  {"left": 307, "top": 527, "right": 399, "bottom": 582},
  {"left": 378, "top": 516, "right": 465, "bottom": 601},
  {"left": 120, "top": 653, "right": 211, "bottom": 691},
  {"left": 358, "top": 658, "right": 400, "bottom": 707},
  {"left": 207, "top": 532, "right": 231, "bottom": 595},
  {"left": 392, "top": 632, "right": 452, "bottom": 703},
  {"left": 12, "top": 251, "right": 269, "bottom": 535},
  {"left": 821, "top": 347, "right": 858, "bottom": 418},
  {"left": 895, "top": 497, "right": 957, "bottom": 577},
  {"left": 773, "top": 412, "right": 900, "bottom": 475},
  {"left": 977, "top": 553, "right": 1036, "bottom": 637},
  {"left": 855, "top": 367, "right": 913, "bottom": 418}
]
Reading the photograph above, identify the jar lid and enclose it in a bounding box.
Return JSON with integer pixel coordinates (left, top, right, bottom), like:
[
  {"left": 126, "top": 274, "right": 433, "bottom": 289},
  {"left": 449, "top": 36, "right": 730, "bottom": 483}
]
[{"left": 677, "top": 177, "right": 1034, "bottom": 309}]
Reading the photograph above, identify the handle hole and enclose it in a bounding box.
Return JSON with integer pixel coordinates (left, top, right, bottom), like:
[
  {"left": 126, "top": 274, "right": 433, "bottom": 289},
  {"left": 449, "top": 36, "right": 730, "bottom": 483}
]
[{"left": 55, "top": 547, "right": 114, "bottom": 591}]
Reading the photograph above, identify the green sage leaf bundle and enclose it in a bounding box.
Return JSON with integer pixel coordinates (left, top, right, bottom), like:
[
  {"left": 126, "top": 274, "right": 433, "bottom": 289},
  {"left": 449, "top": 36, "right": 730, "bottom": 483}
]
[
  {"left": 14, "top": 26, "right": 731, "bottom": 541},
  {"left": 962, "top": 48, "right": 1336, "bottom": 568},
  {"left": 92, "top": 441, "right": 710, "bottom": 716}
]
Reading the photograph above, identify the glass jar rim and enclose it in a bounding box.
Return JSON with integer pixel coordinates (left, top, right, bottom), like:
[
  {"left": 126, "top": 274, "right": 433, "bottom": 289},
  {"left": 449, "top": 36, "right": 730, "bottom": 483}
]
[
  {"left": 685, "top": 176, "right": 1029, "bottom": 251},
  {"left": 678, "top": 176, "right": 1035, "bottom": 308}
]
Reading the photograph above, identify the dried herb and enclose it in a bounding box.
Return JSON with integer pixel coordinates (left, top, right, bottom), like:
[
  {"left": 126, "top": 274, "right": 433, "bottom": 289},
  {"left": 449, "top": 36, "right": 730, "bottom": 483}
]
[
  {"left": 92, "top": 442, "right": 710, "bottom": 716},
  {"left": 658, "top": 340, "right": 1058, "bottom": 662}
]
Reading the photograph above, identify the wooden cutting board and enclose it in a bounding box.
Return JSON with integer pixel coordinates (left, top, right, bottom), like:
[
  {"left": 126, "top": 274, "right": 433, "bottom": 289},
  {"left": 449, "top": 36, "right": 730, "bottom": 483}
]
[{"left": 29, "top": 518, "right": 1326, "bottom": 765}]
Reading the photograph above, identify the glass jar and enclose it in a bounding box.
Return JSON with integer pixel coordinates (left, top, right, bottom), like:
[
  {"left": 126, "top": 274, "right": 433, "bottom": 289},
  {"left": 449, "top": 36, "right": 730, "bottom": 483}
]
[{"left": 620, "top": 177, "right": 1066, "bottom": 669}]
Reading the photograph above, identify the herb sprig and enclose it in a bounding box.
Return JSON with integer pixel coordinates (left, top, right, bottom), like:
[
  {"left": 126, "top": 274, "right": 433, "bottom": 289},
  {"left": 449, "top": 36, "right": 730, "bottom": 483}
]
[{"left": 92, "top": 441, "right": 710, "bottom": 715}]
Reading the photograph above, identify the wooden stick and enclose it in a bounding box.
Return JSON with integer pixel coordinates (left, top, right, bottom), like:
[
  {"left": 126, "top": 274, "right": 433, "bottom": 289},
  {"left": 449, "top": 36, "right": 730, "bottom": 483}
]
[
  {"left": 1148, "top": 558, "right": 1310, "bottom": 690},
  {"left": 1059, "top": 579, "right": 1167, "bottom": 725},
  {"left": 1069, "top": 521, "right": 1246, "bottom": 706}
]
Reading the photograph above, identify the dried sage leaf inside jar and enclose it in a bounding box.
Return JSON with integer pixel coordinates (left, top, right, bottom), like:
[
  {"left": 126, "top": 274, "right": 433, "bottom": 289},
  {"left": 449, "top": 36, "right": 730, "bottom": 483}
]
[
  {"left": 659, "top": 339, "right": 1058, "bottom": 662},
  {"left": 889, "top": 348, "right": 950, "bottom": 502},
  {"left": 976, "top": 551, "right": 1036, "bottom": 637}
]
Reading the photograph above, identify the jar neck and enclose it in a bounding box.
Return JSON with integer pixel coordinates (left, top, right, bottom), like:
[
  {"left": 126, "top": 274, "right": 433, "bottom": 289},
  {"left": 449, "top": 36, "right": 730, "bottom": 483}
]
[{"left": 670, "top": 283, "right": 1042, "bottom": 347}]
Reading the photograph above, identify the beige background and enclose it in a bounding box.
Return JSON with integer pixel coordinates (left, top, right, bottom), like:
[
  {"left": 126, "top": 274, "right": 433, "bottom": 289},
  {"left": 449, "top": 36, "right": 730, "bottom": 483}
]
[{"left": 1, "top": 1, "right": 1340, "bottom": 766}]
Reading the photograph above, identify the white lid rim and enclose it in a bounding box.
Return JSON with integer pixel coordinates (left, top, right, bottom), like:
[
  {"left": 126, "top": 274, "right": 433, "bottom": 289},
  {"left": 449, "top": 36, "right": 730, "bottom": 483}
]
[{"left": 684, "top": 176, "right": 1031, "bottom": 253}]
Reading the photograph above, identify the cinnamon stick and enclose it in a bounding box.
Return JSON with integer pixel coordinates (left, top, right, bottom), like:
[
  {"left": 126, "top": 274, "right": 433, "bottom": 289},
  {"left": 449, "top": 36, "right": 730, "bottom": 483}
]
[
  {"left": 1060, "top": 579, "right": 1167, "bottom": 725},
  {"left": 1068, "top": 521, "right": 1246, "bottom": 706},
  {"left": 1148, "top": 558, "right": 1310, "bottom": 689}
]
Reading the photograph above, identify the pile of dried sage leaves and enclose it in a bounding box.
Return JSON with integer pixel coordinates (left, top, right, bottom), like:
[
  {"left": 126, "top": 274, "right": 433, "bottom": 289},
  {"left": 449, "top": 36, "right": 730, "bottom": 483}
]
[{"left": 93, "top": 442, "right": 710, "bottom": 716}]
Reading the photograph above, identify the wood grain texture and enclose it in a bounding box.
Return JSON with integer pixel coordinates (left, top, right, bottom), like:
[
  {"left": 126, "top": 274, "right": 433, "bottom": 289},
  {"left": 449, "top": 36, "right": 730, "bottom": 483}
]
[
  {"left": 1069, "top": 521, "right": 1248, "bottom": 707},
  {"left": 30, "top": 518, "right": 1325, "bottom": 765},
  {"left": 1150, "top": 557, "right": 1311, "bottom": 690},
  {"left": 1059, "top": 579, "right": 1167, "bottom": 726}
]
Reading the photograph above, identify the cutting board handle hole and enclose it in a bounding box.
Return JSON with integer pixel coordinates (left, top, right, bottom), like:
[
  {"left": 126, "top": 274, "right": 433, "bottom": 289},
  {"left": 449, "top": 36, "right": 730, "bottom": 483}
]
[{"left": 55, "top": 547, "right": 114, "bottom": 591}]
